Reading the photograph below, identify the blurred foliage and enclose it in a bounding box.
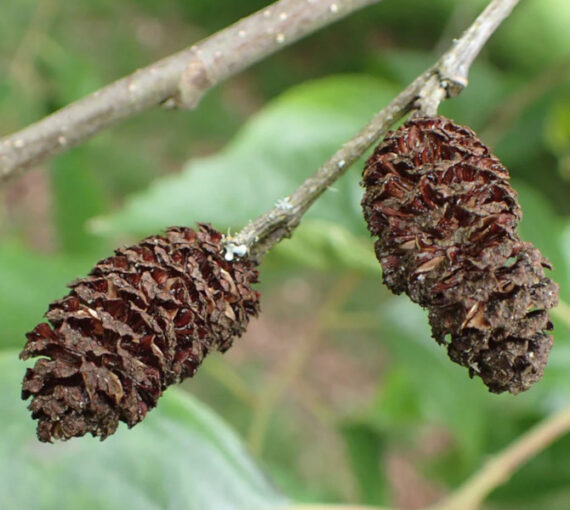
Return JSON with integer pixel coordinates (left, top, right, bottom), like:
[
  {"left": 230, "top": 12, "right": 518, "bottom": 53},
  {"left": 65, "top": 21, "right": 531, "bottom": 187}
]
[
  {"left": 93, "top": 75, "right": 398, "bottom": 237},
  {"left": 0, "top": 351, "right": 286, "bottom": 510},
  {"left": 2, "top": 0, "right": 570, "bottom": 509}
]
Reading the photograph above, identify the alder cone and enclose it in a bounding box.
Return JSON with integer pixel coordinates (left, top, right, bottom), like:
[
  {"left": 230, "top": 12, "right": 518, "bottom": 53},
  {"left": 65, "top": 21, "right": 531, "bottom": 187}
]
[
  {"left": 362, "top": 116, "right": 558, "bottom": 394},
  {"left": 20, "top": 224, "right": 260, "bottom": 442}
]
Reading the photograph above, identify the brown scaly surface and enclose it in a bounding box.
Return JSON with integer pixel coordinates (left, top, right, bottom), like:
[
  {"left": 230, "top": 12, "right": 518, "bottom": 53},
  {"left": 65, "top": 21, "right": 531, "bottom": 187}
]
[
  {"left": 20, "top": 224, "right": 260, "bottom": 442},
  {"left": 362, "top": 116, "right": 558, "bottom": 394}
]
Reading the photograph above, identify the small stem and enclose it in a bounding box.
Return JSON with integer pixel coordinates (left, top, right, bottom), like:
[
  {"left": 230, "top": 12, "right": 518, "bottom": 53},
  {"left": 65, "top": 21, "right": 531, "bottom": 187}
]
[
  {"left": 0, "top": 0, "right": 381, "bottom": 183},
  {"left": 229, "top": 0, "right": 520, "bottom": 262},
  {"left": 429, "top": 406, "right": 570, "bottom": 510}
]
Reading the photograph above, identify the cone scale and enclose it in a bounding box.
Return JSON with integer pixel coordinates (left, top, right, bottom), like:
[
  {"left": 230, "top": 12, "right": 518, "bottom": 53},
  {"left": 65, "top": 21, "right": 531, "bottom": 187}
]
[
  {"left": 362, "top": 116, "right": 558, "bottom": 394},
  {"left": 20, "top": 224, "right": 260, "bottom": 442}
]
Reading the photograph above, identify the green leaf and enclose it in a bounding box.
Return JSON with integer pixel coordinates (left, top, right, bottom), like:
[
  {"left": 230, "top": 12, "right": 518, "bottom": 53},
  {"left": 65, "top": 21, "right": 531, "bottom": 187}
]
[
  {"left": 0, "top": 351, "right": 286, "bottom": 510},
  {"left": 93, "top": 75, "right": 399, "bottom": 238}
]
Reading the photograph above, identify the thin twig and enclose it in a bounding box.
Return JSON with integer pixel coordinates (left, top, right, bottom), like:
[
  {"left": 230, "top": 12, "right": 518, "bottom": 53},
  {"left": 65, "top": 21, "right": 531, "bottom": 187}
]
[
  {"left": 227, "top": 0, "right": 520, "bottom": 263},
  {"left": 429, "top": 406, "right": 570, "bottom": 510},
  {"left": 436, "top": 0, "right": 518, "bottom": 94},
  {"left": 0, "top": 0, "right": 380, "bottom": 183}
]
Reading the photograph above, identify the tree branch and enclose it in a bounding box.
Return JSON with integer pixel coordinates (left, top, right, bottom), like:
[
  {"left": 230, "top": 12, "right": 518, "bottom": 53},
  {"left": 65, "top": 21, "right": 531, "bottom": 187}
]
[
  {"left": 436, "top": 0, "right": 519, "bottom": 94},
  {"left": 0, "top": 0, "right": 380, "bottom": 183},
  {"left": 429, "top": 406, "right": 570, "bottom": 510},
  {"left": 226, "top": 0, "right": 520, "bottom": 263},
  {"left": 280, "top": 406, "right": 570, "bottom": 510}
]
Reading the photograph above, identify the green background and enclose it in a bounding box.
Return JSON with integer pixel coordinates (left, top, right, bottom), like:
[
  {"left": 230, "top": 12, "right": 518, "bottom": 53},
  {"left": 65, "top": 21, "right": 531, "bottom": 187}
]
[{"left": 2, "top": 0, "right": 570, "bottom": 508}]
